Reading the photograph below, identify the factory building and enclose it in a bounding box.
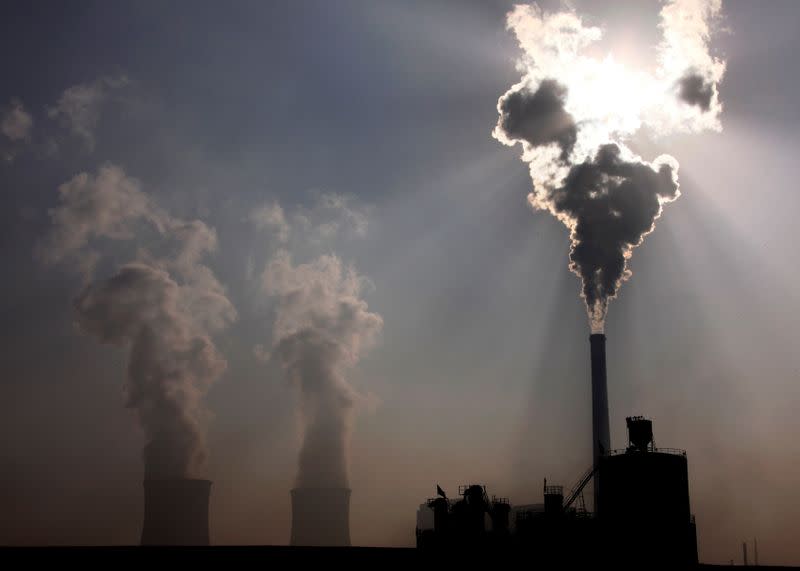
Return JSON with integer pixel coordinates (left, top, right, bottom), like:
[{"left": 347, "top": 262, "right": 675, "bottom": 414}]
[{"left": 415, "top": 334, "right": 698, "bottom": 565}]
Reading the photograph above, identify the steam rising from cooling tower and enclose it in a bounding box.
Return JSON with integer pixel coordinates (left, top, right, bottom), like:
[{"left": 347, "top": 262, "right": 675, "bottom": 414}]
[
  {"left": 493, "top": 0, "right": 725, "bottom": 331},
  {"left": 262, "top": 250, "right": 382, "bottom": 490},
  {"left": 248, "top": 193, "right": 379, "bottom": 545},
  {"left": 38, "top": 164, "right": 236, "bottom": 479}
]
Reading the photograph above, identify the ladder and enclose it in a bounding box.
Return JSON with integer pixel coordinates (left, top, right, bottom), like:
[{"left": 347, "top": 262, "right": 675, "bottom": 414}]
[{"left": 562, "top": 465, "right": 596, "bottom": 511}]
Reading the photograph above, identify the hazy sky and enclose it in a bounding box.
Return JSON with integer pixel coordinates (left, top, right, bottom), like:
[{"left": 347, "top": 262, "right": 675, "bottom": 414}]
[{"left": 1, "top": 0, "right": 799, "bottom": 564}]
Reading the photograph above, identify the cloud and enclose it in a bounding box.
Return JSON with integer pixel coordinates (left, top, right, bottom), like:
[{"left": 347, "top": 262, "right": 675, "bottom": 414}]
[
  {"left": 0, "top": 99, "right": 34, "bottom": 163},
  {"left": 40, "top": 163, "right": 236, "bottom": 478},
  {"left": 293, "top": 192, "right": 370, "bottom": 243},
  {"left": 1, "top": 99, "right": 33, "bottom": 142},
  {"left": 247, "top": 202, "right": 290, "bottom": 243},
  {"left": 47, "top": 75, "right": 129, "bottom": 151},
  {"left": 37, "top": 165, "right": 154, "bottom": 272},
  {"left": 246, "top": 191, "right": 371, "bottom": 257}
]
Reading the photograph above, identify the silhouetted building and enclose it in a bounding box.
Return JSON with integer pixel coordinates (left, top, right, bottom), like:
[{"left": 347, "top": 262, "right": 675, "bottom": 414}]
[
  {"left": 415, "top": 335, "right": 698, "bottom": 564},
  {"left": 416, "top": 417, "right": 697, "bottom": 565},
  {"left": 596, "top": 417, "right": 698, "bottom": 565},
  {"left": 140, "top": 478, "right": 211, "bottom": 545},
  {"left": 290, "top": 488, "right": 351, "bottom": 546},
  {"left": 416, "top": 485, "right": 510, "bottom": 550}
]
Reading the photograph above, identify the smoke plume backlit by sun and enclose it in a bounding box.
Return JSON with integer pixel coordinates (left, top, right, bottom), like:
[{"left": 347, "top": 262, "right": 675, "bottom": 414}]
[{"left": 494, "top": 0, "right": 725, "bottom": 331}]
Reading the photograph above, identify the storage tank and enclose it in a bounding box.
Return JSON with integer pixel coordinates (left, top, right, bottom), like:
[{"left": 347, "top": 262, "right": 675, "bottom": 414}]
[{"left": 596, "top": 418, "right": 697, "bottom": 564}]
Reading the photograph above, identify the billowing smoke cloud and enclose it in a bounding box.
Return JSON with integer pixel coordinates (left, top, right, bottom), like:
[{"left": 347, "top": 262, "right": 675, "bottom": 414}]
[
  {"left": 39, "top": 164, "right": 236, "bottom": 478},
  {"left": 497, "top": 80, "right": 577, "bottom": 159},
  {"left": 253, "top": 197, "right": 381, "bottom": 489},
  {"left": 494, "top": 1, "right": 725, "bottom": 331},
  {"left": 678, "top": 72, "right": 715, "bottom": 111}
]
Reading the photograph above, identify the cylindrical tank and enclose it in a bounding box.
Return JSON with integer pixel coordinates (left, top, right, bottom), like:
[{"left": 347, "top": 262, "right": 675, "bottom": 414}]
[
  {"left": 597, "top": 451, "right": 696, "bottom": 563},
  {"left": 290, "top": 487, "right": 351, "bottom": 546},
  {"left": 140, "top": 478, "right": 211, "bottom": 545}
]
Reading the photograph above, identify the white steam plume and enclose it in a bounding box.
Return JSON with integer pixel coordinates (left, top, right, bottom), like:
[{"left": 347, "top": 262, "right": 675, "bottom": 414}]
[
  {"left": 262, "top": 251, "right": 382, "bottom": 488},
  {"left": 250, "top": 194, "right": 381, "bottom": 489},
  {"left": 38, "top": 164, "right": 236, "bottom": 478}
]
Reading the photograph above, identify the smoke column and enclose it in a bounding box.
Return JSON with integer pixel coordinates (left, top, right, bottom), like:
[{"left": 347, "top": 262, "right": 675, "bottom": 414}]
[
  {"left": 261, "top": 250, "right": 382, "bottom": 489},
  {"left": 493, "top": 0, "right": 725, "bottom": 331},
  {"left": 38, "top": 164, "right": 236, "bottom": 478}
]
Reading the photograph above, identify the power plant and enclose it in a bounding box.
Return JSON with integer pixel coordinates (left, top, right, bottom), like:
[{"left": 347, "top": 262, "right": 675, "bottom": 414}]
[
  {"left": 125, "top": 333, "right": 700, "bottom": 565},
  {"left": 415, "top": 334, "right": 699, "bottom": 566}
]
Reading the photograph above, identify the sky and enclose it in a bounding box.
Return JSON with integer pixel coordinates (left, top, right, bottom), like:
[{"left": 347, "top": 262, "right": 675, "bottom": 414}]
[{"left": 0, "top": 0, "right": 799, "bottom": 564}]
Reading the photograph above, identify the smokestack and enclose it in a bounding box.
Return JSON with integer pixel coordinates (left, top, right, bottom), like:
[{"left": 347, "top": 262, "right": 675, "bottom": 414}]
[
  {"left": 141, "top": 479, "right": 211, "bottom": 545},
  {"left": 290, "top": 488, "right": 351, "bottom": 546},
  {"left": 590, "top": 333, "right": 610, "bottom": 511}
]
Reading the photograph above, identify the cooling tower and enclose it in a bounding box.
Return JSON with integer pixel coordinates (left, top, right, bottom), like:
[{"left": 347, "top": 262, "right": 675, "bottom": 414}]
[
  {"left": 290, "top": 487, "right": 351, "bottom": 546},
  {"left": 590, "top": 333, "right": 610, "bottom": 511},
  {"left": 140, "top": 478, "right": 211, "bottom": 545}
]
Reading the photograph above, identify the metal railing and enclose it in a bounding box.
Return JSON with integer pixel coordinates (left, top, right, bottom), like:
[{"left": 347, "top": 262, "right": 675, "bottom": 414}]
[
  {"left": 606, "top": 447, "right": 686, "bottom": 457},
  {"left": 562, "top": 465, "right": 595, "bottom": 511}
]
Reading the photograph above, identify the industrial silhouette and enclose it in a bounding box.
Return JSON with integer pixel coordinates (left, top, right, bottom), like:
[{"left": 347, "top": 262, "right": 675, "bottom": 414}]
[
  {"left": 415, "top": 334, "right": 698, "bottom": 566},
  {"left": 416, "top": 416, "right": 697, "bottom": 565},
  {"left": 117, "top": 333, "right": 722, "bottom": 568}
]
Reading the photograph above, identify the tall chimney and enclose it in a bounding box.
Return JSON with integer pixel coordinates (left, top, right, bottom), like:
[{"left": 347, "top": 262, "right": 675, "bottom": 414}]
[
  {"left": 290, "top": 487, "right": 351, "bottom": 546},
  {"left": 140, "top": 479, "right": 211, "bottom": 545},
  {"left": 590, "top": 333, "right": 610, "bottom": 512}
]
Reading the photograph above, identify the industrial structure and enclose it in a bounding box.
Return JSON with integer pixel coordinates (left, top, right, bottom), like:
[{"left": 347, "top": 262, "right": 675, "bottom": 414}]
[
  {"left": 415, "top": 334, "right": 699, "bottom": 565},
  {"left": 140, "top": 479, "right": 211, "bottom": 545}
]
